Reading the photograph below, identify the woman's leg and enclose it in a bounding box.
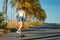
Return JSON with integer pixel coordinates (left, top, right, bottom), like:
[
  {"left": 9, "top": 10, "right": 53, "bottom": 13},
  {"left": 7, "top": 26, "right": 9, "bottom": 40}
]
[{"left": 17, "top": 21, "right": 23, "bottom": 35}]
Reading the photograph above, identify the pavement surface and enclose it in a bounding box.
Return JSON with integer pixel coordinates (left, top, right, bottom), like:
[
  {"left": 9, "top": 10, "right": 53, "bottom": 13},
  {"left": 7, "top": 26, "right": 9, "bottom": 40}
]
[
  {"left": 0, "top": 24, "right": 60, "bottom": 40},
  {"left": 0, "top": 27, "right": 60, "bottom": 40}
]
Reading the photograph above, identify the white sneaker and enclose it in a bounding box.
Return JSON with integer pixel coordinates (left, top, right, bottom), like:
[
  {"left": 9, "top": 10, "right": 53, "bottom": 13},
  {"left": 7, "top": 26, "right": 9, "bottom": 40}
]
[
  {"left": 16, "top": 31, "right": 21, "bottom": 35},
  {"left": 16, "top": 31, "right": 20, "bottom": 33}
]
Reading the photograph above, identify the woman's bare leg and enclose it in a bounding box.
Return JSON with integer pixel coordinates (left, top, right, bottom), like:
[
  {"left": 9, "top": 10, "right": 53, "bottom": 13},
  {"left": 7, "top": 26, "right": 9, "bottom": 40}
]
[{"left": 17, "top": 22, "right": 23, "bottom": 35}]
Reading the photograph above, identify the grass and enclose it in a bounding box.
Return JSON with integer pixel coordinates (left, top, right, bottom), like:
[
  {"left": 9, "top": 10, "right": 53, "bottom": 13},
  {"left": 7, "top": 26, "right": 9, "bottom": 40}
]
[
  {"left": 7, "top": 21, "right": 44, "bottom": 29},
  {"left": 0, "top": 21, "right": 44, "bottom": 34},
  {"left": 0, "top": 29, "right": 4, "bottom": 35}
]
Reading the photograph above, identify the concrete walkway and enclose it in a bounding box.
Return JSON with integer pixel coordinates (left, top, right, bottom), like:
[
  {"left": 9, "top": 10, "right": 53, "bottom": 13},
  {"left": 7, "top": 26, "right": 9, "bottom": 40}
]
[{"left": 0, "top": 28, "right": 60, "bottom": 40}]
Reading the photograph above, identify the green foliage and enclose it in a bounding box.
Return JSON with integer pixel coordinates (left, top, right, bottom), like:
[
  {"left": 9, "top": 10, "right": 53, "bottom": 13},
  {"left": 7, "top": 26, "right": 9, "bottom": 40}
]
[
  {"left": 10, "top": 0, "right": 16, "bottom": 7},
  {"left": 10, "top": 0, "right": 47, "bottom": 22},
  {"left": 0, "top": 12, "right": 7, "bottom": 29}
]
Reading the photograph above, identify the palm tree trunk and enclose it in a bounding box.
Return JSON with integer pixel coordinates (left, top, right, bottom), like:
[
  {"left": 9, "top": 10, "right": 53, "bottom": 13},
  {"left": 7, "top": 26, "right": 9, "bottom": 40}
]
[
  {"left": 6, "top": 0, "right": 8, "bottom": 22},
  {"left": 11, "top": 7, "right": 13, "bottom": 22}
]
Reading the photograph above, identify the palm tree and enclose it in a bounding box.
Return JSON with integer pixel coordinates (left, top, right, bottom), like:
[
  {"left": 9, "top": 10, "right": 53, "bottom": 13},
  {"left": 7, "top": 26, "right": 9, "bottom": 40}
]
[
  {"left": 2, "top": 0, "right": 8, "bottom": 22},
  {"left": 10, "top": 0, "right": 47, "bottom": 22},
  {"left": 1, "top": 0, "right": 8, "bottom": 33}
]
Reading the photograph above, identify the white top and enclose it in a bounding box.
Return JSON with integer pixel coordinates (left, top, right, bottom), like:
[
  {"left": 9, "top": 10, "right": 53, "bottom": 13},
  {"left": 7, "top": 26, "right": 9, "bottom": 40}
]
[
  {"left": 18, "top": 10, "right": 25, "bottom": 17},
  {"left": 16, "top": 10, "right": 26, "bottom": 18}
]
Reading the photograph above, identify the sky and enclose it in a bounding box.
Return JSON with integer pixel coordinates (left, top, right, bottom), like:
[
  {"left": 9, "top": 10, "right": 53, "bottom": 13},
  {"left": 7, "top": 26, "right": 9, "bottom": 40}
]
[
  {"left": 40, "top": 0, "right": 60, "bottom": 23},
  {"left": 0, "top": 0, "right": 60, "bottom": 23}
]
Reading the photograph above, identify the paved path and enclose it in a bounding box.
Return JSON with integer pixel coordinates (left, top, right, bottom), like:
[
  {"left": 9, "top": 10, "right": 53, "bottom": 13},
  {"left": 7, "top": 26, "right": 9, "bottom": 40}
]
[{"left": 0, "top": 28, "right": 60, "bottom": 40}]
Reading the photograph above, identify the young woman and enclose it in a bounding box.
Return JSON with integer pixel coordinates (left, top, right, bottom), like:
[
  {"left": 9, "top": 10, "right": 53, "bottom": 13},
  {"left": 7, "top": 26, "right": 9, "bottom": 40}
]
[{"left": 16, "top": 7, "right": 26, "bottom": 36}]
